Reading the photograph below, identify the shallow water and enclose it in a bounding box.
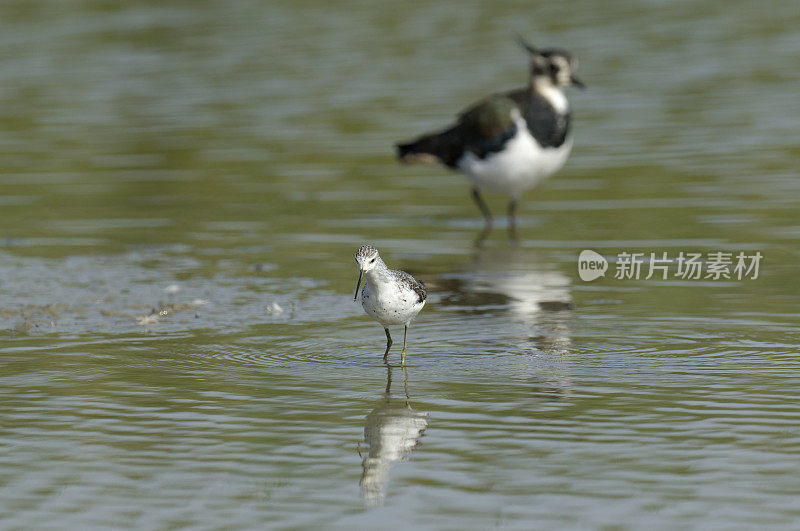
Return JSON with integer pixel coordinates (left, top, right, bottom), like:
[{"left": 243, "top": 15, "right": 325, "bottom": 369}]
[{"left": 2, "top": 0, "right": 800, "bottom": 528}]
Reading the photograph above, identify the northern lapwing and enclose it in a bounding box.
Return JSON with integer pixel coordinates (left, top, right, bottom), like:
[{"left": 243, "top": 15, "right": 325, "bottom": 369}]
[{"left": 396, "top": 37, "right": 585, "bottom": 237}]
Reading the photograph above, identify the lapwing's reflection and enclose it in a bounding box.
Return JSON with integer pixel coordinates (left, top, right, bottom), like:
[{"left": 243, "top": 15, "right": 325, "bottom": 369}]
[
  {"left": 450, "top": 244, "right": 572, "bottom": 319},
  {"left": 437, "top": 244, "right": 574, "bottom": 397},
  {"left": 359, "top": 364, "right": 428, "bottom": 505}
]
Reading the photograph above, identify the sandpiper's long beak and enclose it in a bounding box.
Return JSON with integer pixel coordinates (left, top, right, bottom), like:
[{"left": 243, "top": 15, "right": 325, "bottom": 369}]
[
  {"left": 353, "top": 270, "right": 363, "bottom": 301},
  {"left": 571, "top": 75, "right": 586, "bottom": 89}
]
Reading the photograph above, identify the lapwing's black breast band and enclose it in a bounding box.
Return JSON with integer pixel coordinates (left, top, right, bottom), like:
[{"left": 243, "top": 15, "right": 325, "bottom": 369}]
[
  {"left": 524, "top": 107, "right": 570, "bottom": 148},
  {"left": 506, "top": 88, "right": 571, "bottom": 149}
]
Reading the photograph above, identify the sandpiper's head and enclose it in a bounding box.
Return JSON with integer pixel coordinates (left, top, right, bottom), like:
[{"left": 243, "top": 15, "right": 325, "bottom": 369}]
[
  {"left": 518, "top": 36, "right": 585, "bottom": 90},
  {"left": 354, "top": 244, "right": 380, "bottom": 301},
  {"left": 355, "top": 244, "right": 380, "bottom": 273}
]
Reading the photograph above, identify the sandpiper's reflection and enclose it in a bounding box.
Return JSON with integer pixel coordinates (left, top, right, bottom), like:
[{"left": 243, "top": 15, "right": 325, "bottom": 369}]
[{"left": 359, "top": 365, "right": 428, "bottom": 504}]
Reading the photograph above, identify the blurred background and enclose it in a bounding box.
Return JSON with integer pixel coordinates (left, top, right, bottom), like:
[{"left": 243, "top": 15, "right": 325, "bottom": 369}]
[{"left": 2, "top": 0, "right": 800, "bottom": 528}]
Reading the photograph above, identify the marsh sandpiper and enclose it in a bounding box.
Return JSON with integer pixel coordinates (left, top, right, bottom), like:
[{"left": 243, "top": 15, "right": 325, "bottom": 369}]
[{"left": 353, "top": 245, "right": 426, "bottom": 366}]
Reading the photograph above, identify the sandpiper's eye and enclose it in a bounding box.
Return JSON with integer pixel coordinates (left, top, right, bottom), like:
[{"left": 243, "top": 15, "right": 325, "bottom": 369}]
[
  {"left": 370, "top": 258, "right": 375, "bottom": 264},
  {"left": 549, "top": 63, "right": 559, "bottom": 74}
]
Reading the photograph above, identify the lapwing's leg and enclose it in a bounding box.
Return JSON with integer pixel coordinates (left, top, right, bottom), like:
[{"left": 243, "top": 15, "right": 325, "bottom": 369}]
[
  {"left": 400, "top": 324, "right": 409, "bottom": 366},
  {"left": 472, "top": 188, "right": 494, "bottom": 246},
  {"left": 471, "top": 187, "right": 493, "bottom": 227},
  {"left": 383, "top": 327, "right": 392, "bottom": 363},
  {"left": 507, "top": 198, "right": 519, "bottom": 240}
]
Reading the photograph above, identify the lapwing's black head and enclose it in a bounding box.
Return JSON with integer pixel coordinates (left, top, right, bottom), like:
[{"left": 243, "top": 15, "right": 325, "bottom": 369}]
[{"left": 517, "top": 36, "right": 585, "bottom": 90}]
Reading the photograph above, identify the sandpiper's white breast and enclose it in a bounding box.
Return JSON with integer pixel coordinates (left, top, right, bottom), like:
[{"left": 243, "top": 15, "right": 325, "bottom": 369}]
[{"left": 361, "top": 277, "right": 425, "bottom": 327}]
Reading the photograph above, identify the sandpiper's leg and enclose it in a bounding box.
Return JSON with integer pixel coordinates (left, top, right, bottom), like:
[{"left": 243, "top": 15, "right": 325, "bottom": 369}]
[
  {"left": 400, "top": 324, "right": 408, "bottom": 366},
  {"left": 383, "top": 327, "right": 392, "bottom": 362},
  {"left": 471, "top": 188, "right": 493, "bottom": 228},
  {"left": 402, "top": 365, "right": 409, "bottom": 403},
  {"left": 507, "top": 198, "right": 519, "bottom": 240}
]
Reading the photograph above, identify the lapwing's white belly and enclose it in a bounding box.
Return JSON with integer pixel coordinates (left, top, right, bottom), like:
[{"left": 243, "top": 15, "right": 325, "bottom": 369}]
[
  {"left": 361, "top": 282, "right": 425, "bottom": 327},
  {"left": 457, "top": 116, "right": 572, "bottom": 198}
]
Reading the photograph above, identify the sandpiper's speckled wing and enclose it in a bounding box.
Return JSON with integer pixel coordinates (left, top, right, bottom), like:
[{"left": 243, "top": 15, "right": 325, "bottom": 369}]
[
  {"left": 396, "top": 94, "right": 520, "bottom": 168},
  {"left": 503, "top": 87, "right": 571, "bottom": 148},
  {"left": 393, "top": 270, "right": 427, "bottom": 304}
]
